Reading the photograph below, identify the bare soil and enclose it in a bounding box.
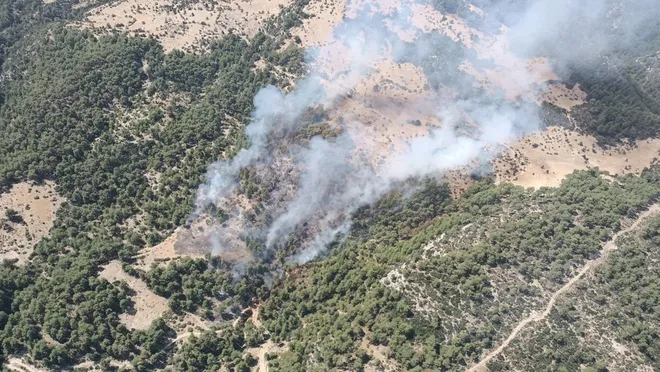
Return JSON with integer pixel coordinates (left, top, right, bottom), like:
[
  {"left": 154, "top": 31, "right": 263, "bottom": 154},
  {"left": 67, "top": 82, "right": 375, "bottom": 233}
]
[
  {"left": 493, "top": 126, "right": 660, "bottom": 189},
  {"left": 291, "top": 0, "right": 347, "bottom": 46},
  {"left": 99, "top": 260, "right": 169, "bottom": 330},
  {"left": 5, "top": 358, "right": 44, "bottom": 372},
  {"left": 133, "top": 228, "right": 205, "bottom": 271},
  {"left": 0, "top": 181, "right": 62, "bottom": 265},
  {"left": 135, "top": 217, "right": 253, "bottom": 272},
  {"left": 538, "top": 83, "right": 587, "bottom": 111},
  {"left": 77, "top": 0, "right": 291, "bottom": 52}
]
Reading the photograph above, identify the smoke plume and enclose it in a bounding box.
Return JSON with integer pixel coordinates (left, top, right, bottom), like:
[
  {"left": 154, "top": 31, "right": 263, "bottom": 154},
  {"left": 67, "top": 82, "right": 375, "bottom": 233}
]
[{"left": 195, "top": 0, "right": 658, "bottom": 266}]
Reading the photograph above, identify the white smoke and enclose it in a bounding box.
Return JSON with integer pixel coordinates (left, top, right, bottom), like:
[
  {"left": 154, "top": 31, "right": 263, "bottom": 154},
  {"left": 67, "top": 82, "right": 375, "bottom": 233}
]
[{"left": 195, "top": 0, "right": 658, "bottom": 266}]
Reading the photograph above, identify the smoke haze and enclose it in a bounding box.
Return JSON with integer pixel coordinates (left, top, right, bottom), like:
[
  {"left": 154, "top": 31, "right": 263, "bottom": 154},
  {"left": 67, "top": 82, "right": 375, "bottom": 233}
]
[{"left": 195, "top": 0, "right": 657, "bottom": 265}]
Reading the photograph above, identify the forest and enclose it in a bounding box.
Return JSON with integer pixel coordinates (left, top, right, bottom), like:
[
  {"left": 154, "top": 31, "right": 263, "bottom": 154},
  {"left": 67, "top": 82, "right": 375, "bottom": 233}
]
[
  {"left": 0, "top": 0, "right": 659, "bottom": 370},
  {"left": 260, "top": 168, "right": 660, "bottom": 371},
  {"left": 0, "top": 0, "right": 304, "bottom": 369}
]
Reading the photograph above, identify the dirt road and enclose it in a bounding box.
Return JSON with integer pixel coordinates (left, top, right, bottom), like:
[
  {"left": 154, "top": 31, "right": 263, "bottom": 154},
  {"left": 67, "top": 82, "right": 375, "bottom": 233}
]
[{"left": 466, "top": 204, "right": 660, "bottom": 372}]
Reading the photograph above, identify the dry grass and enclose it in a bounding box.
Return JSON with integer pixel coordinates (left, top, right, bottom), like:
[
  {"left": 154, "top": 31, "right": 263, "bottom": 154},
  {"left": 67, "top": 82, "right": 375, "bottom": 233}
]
[
  {"left": 492, "top": 126, "right": 660, "bottom": 189},
  {"left": 5, "top": 358, "right": 45, "bottom": 372},
  {"left": 77, "top": 0, "right": 291, "bottom": 52},
  {"left": 72, "top": 359, "right": 132, "bottom": 371},
  {"left": 0, "top": 181, "right": 63, "bottom": 265},
  {"left": 134, "top": 229, "right": 204, "bottom": 271},
  {"left": 291, "top": 0, "right": 347, "bottom": 46},
  {"left": 99, "top": 260, "right": 169, "bottom": 330},
  {"left": 331, "top": 60, "right": 441, "bottom": 167},
  {"left": 134, "top": 216, "right": 253, "bottom": 272},
  {"left": 175, "top": 214, "right": 254, "bottom": 263},
  {"left": 538, "top": 83, "right": 587, "bottom": 111}
]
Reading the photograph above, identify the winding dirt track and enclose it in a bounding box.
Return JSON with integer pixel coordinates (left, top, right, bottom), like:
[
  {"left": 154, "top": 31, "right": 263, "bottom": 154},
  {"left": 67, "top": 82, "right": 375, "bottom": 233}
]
[{"left": 466, "top": 204, "right": 660, "bottom": 372}]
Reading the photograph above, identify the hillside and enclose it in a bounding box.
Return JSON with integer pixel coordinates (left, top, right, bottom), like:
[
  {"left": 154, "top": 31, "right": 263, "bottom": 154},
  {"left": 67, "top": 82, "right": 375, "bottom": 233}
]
[{"left": 0, "top": 0, "right": 659, "bottom": 371}]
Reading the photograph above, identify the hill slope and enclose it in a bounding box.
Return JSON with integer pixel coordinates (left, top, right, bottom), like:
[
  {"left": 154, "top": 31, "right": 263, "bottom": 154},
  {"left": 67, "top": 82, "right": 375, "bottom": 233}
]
[{"left": 0, "top": 0, "right": 659, "bottom": 371}]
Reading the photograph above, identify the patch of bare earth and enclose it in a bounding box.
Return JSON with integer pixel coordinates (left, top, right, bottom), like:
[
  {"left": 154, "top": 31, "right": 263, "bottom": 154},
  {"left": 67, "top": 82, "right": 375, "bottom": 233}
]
[
  {"left": 246, "top": 339, "right": 288, "bottom": 372},
  {"left": 0, "top": 181, "right": 62, "bottom": 265},
  {"left": 493, "top": 126, "right": 660, "bottom": 189},
  {"left": 134, "top": 229, "right": 204, "bottom": 271},
  {"left": 99, "top": 260, "right": 214, "bottom": 344},
  {"left": 135, "top": 215, "right": 254, "bottom": 271},
  {"left": 72, "top": 359, "right": 132, "bottom": 371},
  {"left": 77, "top": 0, "right": 291, "bottom": 52},
  {"left": 5, "top": 357, "right": 45, "bottom": 372},
  {"left": 291, "top": 0, "right": 347, "bottom": 46},
  {"left": 537, "top": 83, "right": 587, "bottom": 111},
  {"left": 331, "top": 60, "right": 443, "bottom": 167},
  {"left": 177, "top": 213, "right": 254, "bottom": 263},
  {"left": 99, "top": 260, "right": 169, "bottom": 330}
]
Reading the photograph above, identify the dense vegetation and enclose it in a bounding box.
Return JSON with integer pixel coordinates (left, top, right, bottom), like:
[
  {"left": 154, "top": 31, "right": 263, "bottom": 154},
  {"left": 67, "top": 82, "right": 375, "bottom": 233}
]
[
  {"left": 259, "top": 168, "right": 660, "bottom": 371},
  {"left": 0, "top": 0, "right": 659, "bottom": 370},
  {"left": 488, "top": 212, "right": 660, "bottom": 371},
  {"left": 0, "top": 0, "right": 304, "bottom": 368},
  {"left": 144, "top": 257, "right": 265, "bottom": 317}
]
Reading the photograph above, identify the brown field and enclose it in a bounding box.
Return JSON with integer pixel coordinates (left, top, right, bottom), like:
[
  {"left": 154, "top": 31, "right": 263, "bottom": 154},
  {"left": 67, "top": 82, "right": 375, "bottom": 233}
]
[
  {"left": 331, "top": 59, "right": 442, "bottom": 167},
  {"left": 537, "top": 83, "right": 587, "bottom": 111},
  {"left": 0, "top": 182, "right": 62, "bottom": 265},
  {"left": 493, "top": 126, "right": 660, "bottom": 189},
  {"left": 72, "top": 359, "right": 132, "bottom": 371},
  {"left": 5, "top": 357, "right": 45, "bottom": 372},
  {"left": 134, "top": 215, "right": 253, "bottom": 272},
  {"left": 134, "top": 229, "right": 205, "bottom": 271},
  {"left": 292, "top": 0, "right": 347, "bottom": 46},
  {"left": 99, "top": 260, "right": 169, "bottom": 330},
  {"left": 77, "top": 0, "right": 291, "bottom": 52}
]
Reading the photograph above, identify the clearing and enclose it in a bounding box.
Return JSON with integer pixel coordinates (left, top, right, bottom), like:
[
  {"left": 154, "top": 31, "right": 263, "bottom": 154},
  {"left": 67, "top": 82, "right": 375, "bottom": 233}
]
[
  {"left": 77, "top": 0, "right": 291, "bottom": 52},
  {"left": 134, "top": 216, "right": 254, "bottom": 272},
  {"left": 0, "top": 181, "right": 62, "bottom": 265},
  {"left": 133, "top": 228, "right": 205, "bottom": 271},
  {"left": 99, "top": 260, "right": 169, "bottom": 330},
  {"left": 5, "top": 357, "right": 45, "bottom": 372},
  {"left": 493, "top": 126, "right": 660, "bottom": 189}
]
